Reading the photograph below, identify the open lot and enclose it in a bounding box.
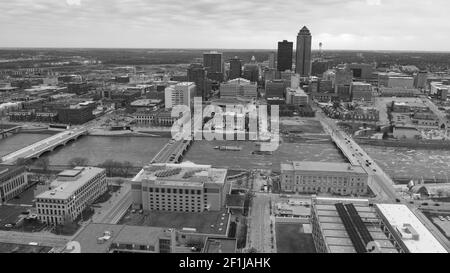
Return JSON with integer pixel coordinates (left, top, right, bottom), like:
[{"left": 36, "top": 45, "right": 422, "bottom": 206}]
[
  {"left": 275, "top": 223, "right": 316, "bottom": 253},
  {"left": 118, "top": 209, "right": 230, "bottom": 236},
  {"left": 0, "top": 205, "right": 26, "bottom": 229},
  {"left": 6, "top": 185, "right": 37, "bottom": 206}
]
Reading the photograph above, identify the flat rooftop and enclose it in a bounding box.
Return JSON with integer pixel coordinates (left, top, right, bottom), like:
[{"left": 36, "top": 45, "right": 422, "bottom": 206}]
[
  {"left": 203, "top": 238, "right": 237, "bottom": 253},
  {"left": 281, "top": 161, "right": 367, "bottom": 175},
  {"left": 376, "top": 204, "right": 447, "bottom": 253},
  {"left": 36, "top": 167, "right": 104, "bottom": 200},
  {"left": 314, "top": 201, "right": 398, "bottom": 253},
  {"left": 0, "top": 243, "right": 52, "bottom": 253},
  {"left": 119, "top": 210, "right": 230, "bottom": 236},
  {"left": 133, "top": 162, "right": 227, "bottom": 187},
  {"left": 71, "top": 223, "right": 170, "bottom": 253}
]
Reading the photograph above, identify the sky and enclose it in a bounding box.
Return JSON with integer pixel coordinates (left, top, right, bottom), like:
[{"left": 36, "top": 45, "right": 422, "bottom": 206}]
[{"left": 0, "top": 0, "right": 449, "bottom": 51}]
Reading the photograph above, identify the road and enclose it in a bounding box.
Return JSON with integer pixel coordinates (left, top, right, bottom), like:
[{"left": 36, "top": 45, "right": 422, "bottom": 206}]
[
  {"left": 0, "top": 230, "right": 70, "bottom": 248},
  {"left": 247, "top": 194, "right": 275, "bottom": 253},
  {"left": 315, "top": 106, "right": 399, "bottom": 203}
]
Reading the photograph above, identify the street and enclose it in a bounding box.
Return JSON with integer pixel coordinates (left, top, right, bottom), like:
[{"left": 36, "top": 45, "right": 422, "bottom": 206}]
[{"left": 247, "top": 193, "right": 275, "bottom": 253}]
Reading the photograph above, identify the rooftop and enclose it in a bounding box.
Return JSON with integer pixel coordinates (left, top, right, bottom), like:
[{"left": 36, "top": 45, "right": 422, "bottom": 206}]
[
  {"left": 203, "top": 238, "right": 237, "bottom": 253},
  {"left": 133, "top": 162, "right": 227, "bottom": 188},
  {"left": 313, "top": 199, "right": 398, "bottom": 253},
  {"left": 36, "top": 167, "right": 105, "bottom": 200},
  {"left": 376, "top": 204, "right": 447, "bottom": 253},
  {"left": 281, "top": 161, "right": 367, "bottom": 175}
]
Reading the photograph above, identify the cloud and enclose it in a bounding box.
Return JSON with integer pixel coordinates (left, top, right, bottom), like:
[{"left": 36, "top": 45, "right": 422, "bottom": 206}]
[
  {"left": 0, "top": 0, "right": 449, "bottom": 50},
  {"left": 66, "top": 0, "right": 81, "bottom": 6}
]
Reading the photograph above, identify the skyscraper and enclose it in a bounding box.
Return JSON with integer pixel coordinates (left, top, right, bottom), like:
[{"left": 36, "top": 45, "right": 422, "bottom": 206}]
[
  {"left": 277, "top": 40, "right": 293, "bottom": 72},
  {"left": 229, "top": 57, "right": 242, "bottom": 80},
  {"left": 203, "top": 51, "right": 223, "bottom": 73},
  {"left": 187, "top": 63, "right": 207, "bottom": 99},
  {"left": 295, "top": 26, "right": 312, "bottom": 77},
  {"left": 268, "top": 52, "right": 276, "bottom": 69}
]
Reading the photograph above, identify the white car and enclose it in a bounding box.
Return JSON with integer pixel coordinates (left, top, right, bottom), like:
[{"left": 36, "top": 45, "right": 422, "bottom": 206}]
[
  {"left": 446, "top": 216, "right": 450, "bottom": 221},
  {"left": 438, "top": 216, "right": 445, "bottom": 221}
]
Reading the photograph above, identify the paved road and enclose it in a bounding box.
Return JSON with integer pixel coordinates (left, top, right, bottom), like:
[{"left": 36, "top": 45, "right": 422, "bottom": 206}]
[
  {"left": 248, "top": 194, "right": 275, "bottom": 253},
  {"left": 0, "top": 230, "right": 70, "bottom": 248}
]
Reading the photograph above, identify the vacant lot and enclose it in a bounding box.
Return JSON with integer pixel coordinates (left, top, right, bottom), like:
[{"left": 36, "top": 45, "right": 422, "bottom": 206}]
[{"left": 275, "top": 223, "right": 316, "bottom": 253}]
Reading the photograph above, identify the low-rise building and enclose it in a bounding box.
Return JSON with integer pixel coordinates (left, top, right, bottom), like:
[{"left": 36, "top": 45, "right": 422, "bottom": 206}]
[
  {"left": 131, "top": 162, "right": 228, "bottom": 213},
  {"left": 351, "top": 82, "right": 373, "bottom": 102},
  {"left": 0, "top": 166, "right": 28, "bottom": 205},
  {"left": 36, "top": 167, "right": 107, "bottom": 225},
  {"left": 280, "top": 162, "right": 368, "bottom": 196},
  {"left": 311, "top": 197, "right": 398, "bottom": 253},
  {"left": 220, "top": 78, "right": 257, "bottom": 99},
  {"left": 286, "top": 87, "right": 309, "bottom": 106},
  {"left": 375, "top": 204, "right": 447, "bottom": 253},
  {"left": 393, "top": 126, "right": 422, "bottom": 140}
]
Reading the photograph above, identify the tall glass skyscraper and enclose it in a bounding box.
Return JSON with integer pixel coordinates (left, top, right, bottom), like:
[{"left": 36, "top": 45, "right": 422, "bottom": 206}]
[{"left": 295, "top": 26, "right": 312, "bottom": 77}]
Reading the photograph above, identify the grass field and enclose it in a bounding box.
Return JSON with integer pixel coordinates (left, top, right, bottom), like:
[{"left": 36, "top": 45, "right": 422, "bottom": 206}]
[{"left": 275, "top": 223, "right": 316, "bottom": 253}]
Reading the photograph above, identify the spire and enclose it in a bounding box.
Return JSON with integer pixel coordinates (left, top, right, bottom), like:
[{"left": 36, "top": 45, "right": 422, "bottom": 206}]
[{"left": 299, "top": 26, "right": 311, "bottom": 35}]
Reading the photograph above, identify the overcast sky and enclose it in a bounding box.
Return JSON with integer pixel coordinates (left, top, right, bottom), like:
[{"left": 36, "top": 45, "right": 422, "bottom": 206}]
[{"left": 1, "top": 0, "right": 449, "bottom": 51}]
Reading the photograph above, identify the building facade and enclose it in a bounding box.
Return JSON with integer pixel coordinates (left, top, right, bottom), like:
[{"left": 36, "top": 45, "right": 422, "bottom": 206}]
[
  {"left": 281, "top": 162, "right": 368, "bottom": 196},
  {"left": 131, "top": 163, "right": 228, "bottom": 213},
  {"left": 220, "top": 78, "right": 257, "bottom": 99},
  {"left": 277, "top": 40, "right": 293, "bottom": 72},
  {"left": 0, "top": 166, "right": 28, "bottom": 205},
  {"left": 165, "top": 82, "right": 196, "bottom": 109},
  {"left": 295, "top": 26, "right": 312, "bottom": 77},
  {"left": 36, "top": 167, "right": 107, "bottom": 225}
]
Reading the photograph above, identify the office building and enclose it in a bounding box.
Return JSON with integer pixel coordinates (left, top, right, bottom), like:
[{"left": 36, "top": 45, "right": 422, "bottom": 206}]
[
  {"left": 414, "top": 71, "right": 428, "bottom": 89},
  {"left": 312, "top": 60, "right": 330, "bottom": 77},
  {"left": 164, "top": 82, "right": 196, "bottom": 109},
  {"left": 351, "top": 82, "right": 373, "bottom": 102},
  {"left": 187, "top": 64, "right": 209, "bottom": 99},
  {"left": 243, "top": 58, "right": 260, "bottom": 83},
  {"left": 281, "top": 161, "right": 368, "bottom": 196},
  {"left": 220, "top": 78, "right": 257, "bottom": 99},
  {"left": 286, "top": 87, "right": 309, "bottom": 106},
  {"left": 311, "top": 197, "right": 398, "bottom": 253},
  {"left": 277, "top": 40, "right": 293, "bottom": 72},
  {"left": 229, "top": 57, "right": 242, "bottom": 80},
  {"left": 203, "top": 51, "right": 223, "bottom": 73},
  {"left": 57, "top": 104, "right": 95, "bottom": 125},
  {"left": 347, "top": 63, "right": 374, "bottom": 80},
  {"left": 0, "top": 166, "right": 28, "bottom": 205},
  {"left": 131, "top": 162, "right": 228, "bottom": 213},
  {"left": 266, "top": 79, "right": 288, "bottom": 100},
  {"left": 375, "top": 204, "right": 447, "bottom": 253},
  {"left": 36, "top": 167, "right": 107, "bottom": 225},
  {"left": 295, "top": 26, "right": 312, "bottom": 77},
  {"left": 268, "top": 52, "right": 276, "bottom": 69}
]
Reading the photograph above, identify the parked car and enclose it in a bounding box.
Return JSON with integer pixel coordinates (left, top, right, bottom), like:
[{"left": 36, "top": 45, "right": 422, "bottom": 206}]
[
  {"left": 446, "top": 216, "right": 450, "bottom": 221},
  {"left": 438, "top": 216, "right": 445, "bottom": 221}
]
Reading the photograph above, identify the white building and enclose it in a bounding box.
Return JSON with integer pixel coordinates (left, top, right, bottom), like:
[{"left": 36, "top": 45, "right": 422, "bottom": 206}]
[
  {"left": 375, "top": 204, "right": 447, "bottom": 253},
  {"left": 0, "top": 166, "right": 28, "bottom": 205},
  {"left": 131, "top": 162, "right": 228, "bottom": 213},
  {"left": 36, "top": 167, "right": 107, "bottom": 225},
  {"left": 219, "top": 78, "right": 257, "bottom": 99},
  {"left": 165, "top": 82, "right": 196, "bottom": 109}
]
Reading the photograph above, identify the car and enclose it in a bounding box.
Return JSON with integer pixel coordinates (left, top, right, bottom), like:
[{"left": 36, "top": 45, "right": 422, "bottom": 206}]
[
  {"left": 446, "top": 216, "right": 450, "bottom": 221},
  {"left": 434, "top": 203, "right": 441, "bottom": 207},
  {"left": 373, "top": 169, "right": 377, "bottom": 172},
  {"left": 395, "top": 199, "right": 401, "bottom": 203},
  {"left": 422, "top": 203, "right": 429, "bottom": 206},
  {"left": 439, "top": 216, "right": 446, "bottom": 221},
  {"left": 4, "top": 224, "right": 13, "bottom": 228}
]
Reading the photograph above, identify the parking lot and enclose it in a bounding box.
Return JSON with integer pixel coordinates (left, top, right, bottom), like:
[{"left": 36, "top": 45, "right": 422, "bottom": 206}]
[
  {"left": 0, "top": 205, "right": 27, "bottom": 229},
  {"left": 431, "top": 215, "right": 450, "bottom": 238}
]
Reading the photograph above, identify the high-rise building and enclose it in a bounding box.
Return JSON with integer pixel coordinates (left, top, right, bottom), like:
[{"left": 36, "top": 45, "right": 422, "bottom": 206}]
[
  {"left": 268, "top": 52, "right": 276, "bottom": 69},
  {"left": 243, "top": 58, "right": 260, "bottom": 83},
  {"left": 415, "top": 71, "right": 428, "bottom": 89},
  {"left": 187, "top": 64, "right": 208, "bottom": 99},
  {"left": 277, "top": 40, "right": 293, "bottom": 72},
  {"left": 295, "top": 26, "right": 312, "bottom": 77},
  {"left": 164, "top": 82, "right": 196, "bottom": 109},
  {"left": 204, "top": 51, "right": 223, "bottom": 73},
  {"left": 229, "top": 57, "right": 242, "bottom": 80}
]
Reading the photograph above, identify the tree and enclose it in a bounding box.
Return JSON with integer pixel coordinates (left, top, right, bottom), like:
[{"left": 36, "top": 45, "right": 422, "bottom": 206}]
[
  {"left": 15, "top": 158, "right": 29, "bottom": 167},
  {"left": 68, "top": 157, "right": 89, "bottom": 168},
  {"left": 120, "top": 161, "right": 134, "bottom": 177},
  {"left": 247, "top": 247, "right": 258, "bottom": 253}
]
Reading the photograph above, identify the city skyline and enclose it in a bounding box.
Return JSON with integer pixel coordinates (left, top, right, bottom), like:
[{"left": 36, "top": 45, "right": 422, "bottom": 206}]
[{"left": 1, "top": 0, "right": 450, "bottom": 51}]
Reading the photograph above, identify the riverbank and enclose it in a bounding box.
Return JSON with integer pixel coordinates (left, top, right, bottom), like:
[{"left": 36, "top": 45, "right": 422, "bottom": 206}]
[{"left": 355, "top": 138, "right": 450, "bottom": 150}]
